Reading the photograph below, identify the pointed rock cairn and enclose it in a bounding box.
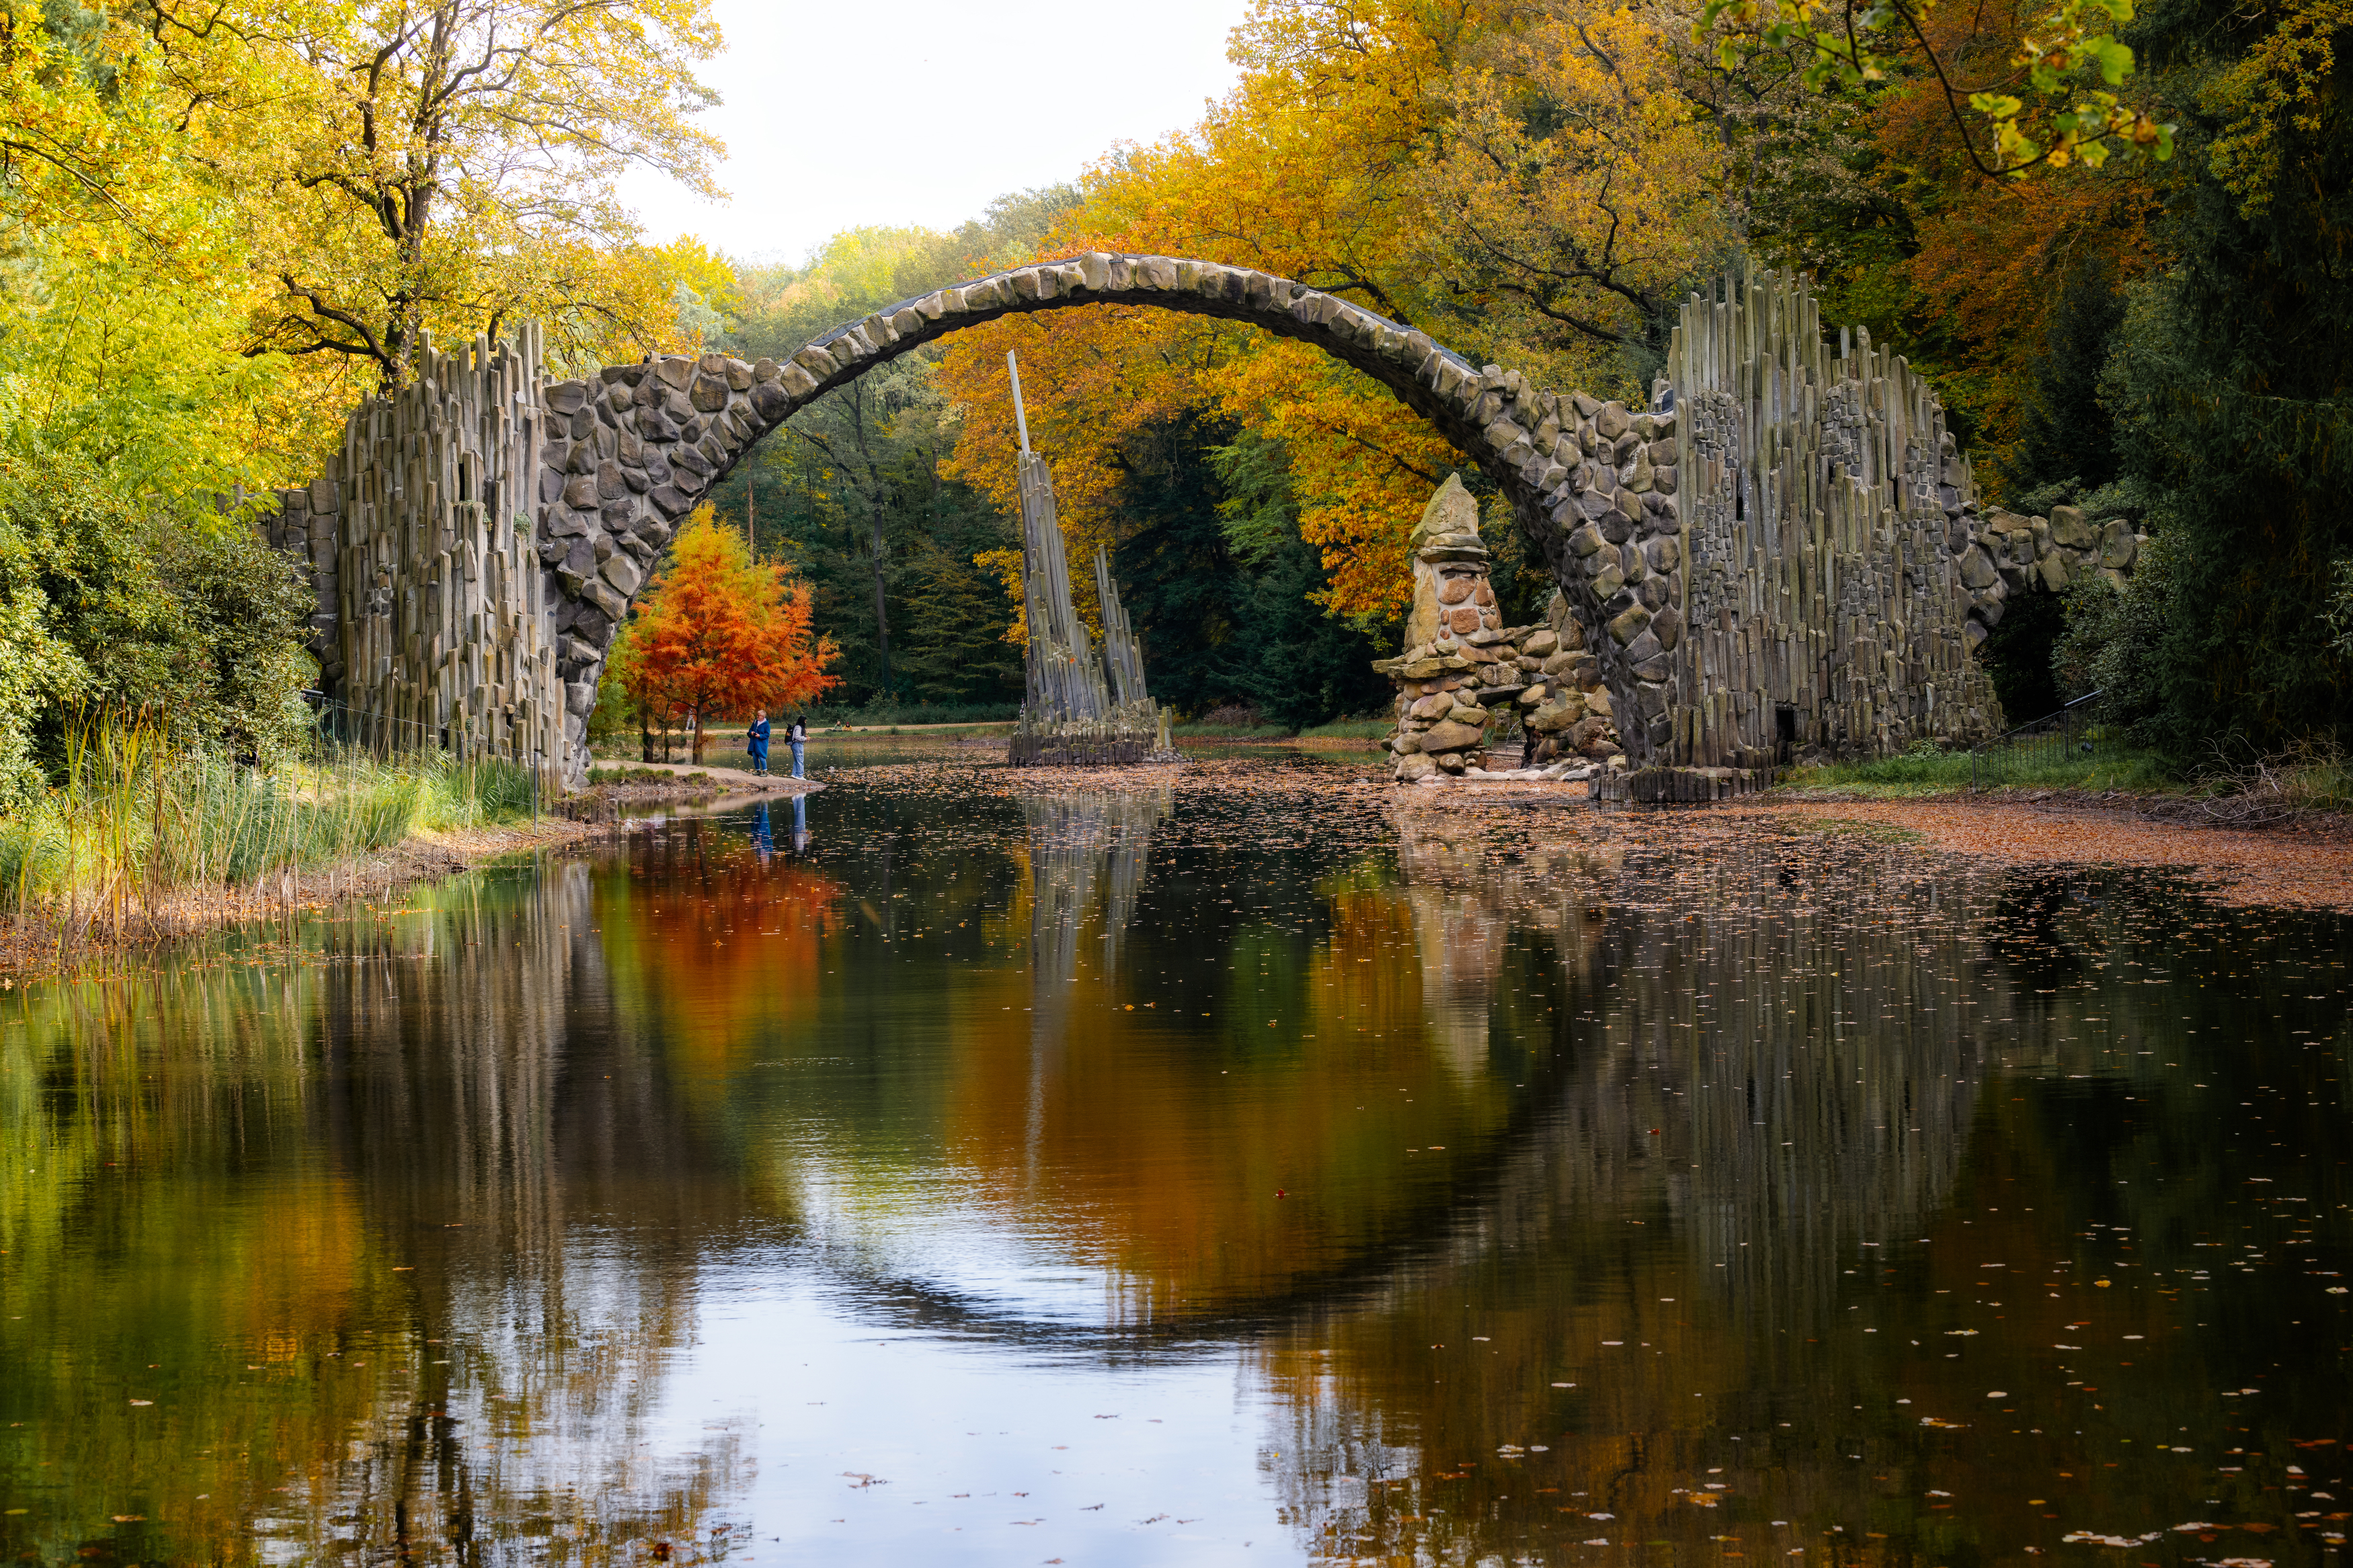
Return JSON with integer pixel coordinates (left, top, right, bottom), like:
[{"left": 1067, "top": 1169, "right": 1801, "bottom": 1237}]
[
  {"left": 1004, "top": 354, "right": 1171, "bottom": 767},
  {"left": 1376, "top": 475, "right": 1622, "bottom": 783}
]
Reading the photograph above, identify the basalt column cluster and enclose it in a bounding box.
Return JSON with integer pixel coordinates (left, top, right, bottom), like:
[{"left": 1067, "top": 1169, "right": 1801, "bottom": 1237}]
[
  {"left": 1006, "top": 446, "right": 1171, "bottom": 767},
  {"left": 260, "top": 328, "right": 563, "bottom": 772},
  {"left": 1648, "top": 267, "right": 2004, "bottom": 794}
]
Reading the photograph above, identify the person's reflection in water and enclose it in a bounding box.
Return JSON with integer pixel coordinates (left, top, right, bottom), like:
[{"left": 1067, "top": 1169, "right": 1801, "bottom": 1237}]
[
  {"left": 790, "top": 790, "right": 809, "bottom": 855},
  {"left": 751, "top": 799, "right": 772, "bottom": 862}
]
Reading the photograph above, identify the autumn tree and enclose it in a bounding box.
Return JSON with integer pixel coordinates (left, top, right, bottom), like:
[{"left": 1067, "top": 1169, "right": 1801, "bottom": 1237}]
[
  {"left": 610, "top": 506, "right": 839, "bottom": 761},
  {"left": 1409, "top": 2, "right": 1734, "bottom": 384},
  {"left": 0, "top": 7, "right": 317, "bottom": 492},
  {"left": 929, "top": 0, "right": 1755, "bottom": 627},
  {"left": 707, "top": 208, "right": 1066, "bottom": 706},
  {"left": 149, "top": 0, "right": 728, "bottom": 395}
]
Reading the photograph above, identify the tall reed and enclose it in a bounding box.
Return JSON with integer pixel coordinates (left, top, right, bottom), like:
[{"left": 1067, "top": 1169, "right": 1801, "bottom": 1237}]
[{"left": 0, "top": 712, "right": 539, "bottom": 947}]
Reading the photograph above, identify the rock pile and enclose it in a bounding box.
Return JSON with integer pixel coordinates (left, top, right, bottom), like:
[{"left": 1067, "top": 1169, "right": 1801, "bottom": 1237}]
[{"left": 1375, "top": 477, "right": 1622, "bottom": 785}]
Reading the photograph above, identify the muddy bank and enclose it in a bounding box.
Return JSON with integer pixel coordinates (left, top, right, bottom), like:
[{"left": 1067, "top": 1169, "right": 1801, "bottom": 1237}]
[
  {"left": 1741, "top": 796, "right": 2353, "bottom": 912},
  {"left": 0, "top": 817, "right": 599, "bottom": 979},
  {"left": 579, "top": 761, "right": 830, "bottom": 807}
]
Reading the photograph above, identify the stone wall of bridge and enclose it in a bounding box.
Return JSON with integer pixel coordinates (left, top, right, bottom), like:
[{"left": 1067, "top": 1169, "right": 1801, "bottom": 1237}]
[{"left": 256, "top": 253, "right": 2105, "bottom": 790}]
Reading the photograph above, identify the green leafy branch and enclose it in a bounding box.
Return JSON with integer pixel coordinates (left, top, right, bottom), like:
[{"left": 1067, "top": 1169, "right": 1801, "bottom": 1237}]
[{"left": 1696, "top": 0, "right": 2175, "bottom": 176}]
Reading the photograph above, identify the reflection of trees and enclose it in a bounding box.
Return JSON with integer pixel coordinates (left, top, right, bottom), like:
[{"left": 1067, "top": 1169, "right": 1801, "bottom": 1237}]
[{"left": 0, "top": 866, "right": 756, "bottom": 1566}]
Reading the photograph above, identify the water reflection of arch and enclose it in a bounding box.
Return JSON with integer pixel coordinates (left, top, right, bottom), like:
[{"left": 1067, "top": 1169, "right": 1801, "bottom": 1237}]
[
  {"left": 1365, "top": 812, "right": 2005, "bottom": 1313},
  {"left": 791, "top": 812, "right": 2007, "bottom": 1348}
]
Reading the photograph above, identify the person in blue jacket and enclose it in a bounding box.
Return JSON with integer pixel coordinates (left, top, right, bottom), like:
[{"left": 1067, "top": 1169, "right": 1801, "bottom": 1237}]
[{"left": 746, "top": 709, "right": 772, "bottom": 776}]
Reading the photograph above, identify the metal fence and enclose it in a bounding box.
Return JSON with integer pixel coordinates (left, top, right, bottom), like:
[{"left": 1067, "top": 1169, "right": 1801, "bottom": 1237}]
[{"left": 1970, "top": 690, "right": 2106, "bottom": 792}]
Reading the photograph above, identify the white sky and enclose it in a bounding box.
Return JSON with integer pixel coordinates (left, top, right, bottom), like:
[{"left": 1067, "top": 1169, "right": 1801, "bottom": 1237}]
[{"left": 619, "top": 0, "right": 1251, "bottom": 264}]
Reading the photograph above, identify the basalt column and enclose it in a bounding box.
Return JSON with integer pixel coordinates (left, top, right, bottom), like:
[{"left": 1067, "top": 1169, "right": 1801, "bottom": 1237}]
[
  {"left": 260, "top": 328, "right": 564, "bottom": 777},
  {"left": 1004, "top": 354, "right": 1169, "bottom": 766},
  {"left": 1636, "top": 265, "right": 2005, "bottom": 795}
]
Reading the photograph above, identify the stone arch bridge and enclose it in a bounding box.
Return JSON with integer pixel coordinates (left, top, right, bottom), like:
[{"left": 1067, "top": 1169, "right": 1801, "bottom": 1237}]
[{"left": 264, "top": 254, "right": 2124, "bottom": 793}]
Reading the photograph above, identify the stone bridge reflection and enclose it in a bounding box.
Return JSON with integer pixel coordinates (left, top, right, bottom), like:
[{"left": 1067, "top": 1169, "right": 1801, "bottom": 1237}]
[{"left": 9, "top": 776, "right": 2296, "bottom": 1567}]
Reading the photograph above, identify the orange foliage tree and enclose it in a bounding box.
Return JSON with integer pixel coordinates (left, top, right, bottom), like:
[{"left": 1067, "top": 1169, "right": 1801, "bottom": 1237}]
[
  {"left": 610, "top": 505, "right": 840, "bottom": 761},
  {"left": 933, "top": 0, "right": 1743, "bottom": 626},
  {"left": 936, "top": 282, "right": 1463, "bottom": 626},
  {"left": 1843, "top": 0, "right": 2161, "bottom": 478}
]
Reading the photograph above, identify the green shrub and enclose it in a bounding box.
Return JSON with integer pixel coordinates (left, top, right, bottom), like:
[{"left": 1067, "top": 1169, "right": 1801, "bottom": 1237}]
[
  {"left": 2051, "top": 536, "right": 2176, "bottom": 745},
  {"left": 0, "top": 448, "right": 314, "bottom": 802}
]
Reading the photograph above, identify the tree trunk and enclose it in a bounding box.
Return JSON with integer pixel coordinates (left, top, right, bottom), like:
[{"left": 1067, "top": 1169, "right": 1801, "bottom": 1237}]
[
  {"left": 639, "top": 698, "right": 653, "bottom": 763},
  {"left": 870, "top": 520, "right": 892, "bottom": 701},
  {"left": 691, "top": 708, "right": 707, "bottom": 763}
]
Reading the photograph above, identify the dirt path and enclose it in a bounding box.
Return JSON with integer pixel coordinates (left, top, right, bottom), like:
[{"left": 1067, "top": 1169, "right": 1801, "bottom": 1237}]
[
  {"left": 1743, "top": 797, "right": 2353, "bottom": 912},
  {"left": 591, "top": 759, "right": 827, "bottom": 793}
]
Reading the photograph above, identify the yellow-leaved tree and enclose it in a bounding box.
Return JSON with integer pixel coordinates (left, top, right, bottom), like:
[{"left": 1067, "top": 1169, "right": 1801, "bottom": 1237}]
[
  {"left": 152, "top": 0, "right": 732, "bottom": 399},
  {"left": 939, "top": 0, "right": 1736, "bottom": 624},
  {"left": 0, "top": 1, "right": 736, "bottom": 496}
]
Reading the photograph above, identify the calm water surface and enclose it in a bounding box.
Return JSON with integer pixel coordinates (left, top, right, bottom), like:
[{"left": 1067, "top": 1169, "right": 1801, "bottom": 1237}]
[{"left": 3, "top": 755, "right": 2350, "bottom": 1566}]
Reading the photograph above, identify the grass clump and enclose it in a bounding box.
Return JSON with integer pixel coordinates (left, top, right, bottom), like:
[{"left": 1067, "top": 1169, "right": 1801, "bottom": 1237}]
[
  {"left": 2195, "top": 738, "right": 2353, "bottom": 816},
  {"left": 1294, "top": 717, "right": 1392, "bottom": 741},
  {"left": 2276, "top": 747, "right": 2353, "bottom": 811},
  {"left": 0, "top": 714, "right": 538, "bottom": 946},
  {"left": 1170, "top": 720, "right": 1293, "bottom": 738},
  {"left": 1780, "top": 737, "right": 2184, "bottom": 796}
]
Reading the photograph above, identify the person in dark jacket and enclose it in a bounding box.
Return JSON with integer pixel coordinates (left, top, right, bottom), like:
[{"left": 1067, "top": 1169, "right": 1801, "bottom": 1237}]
[{"left": 747, "top": 710, "right": 772, "bottom": 776}]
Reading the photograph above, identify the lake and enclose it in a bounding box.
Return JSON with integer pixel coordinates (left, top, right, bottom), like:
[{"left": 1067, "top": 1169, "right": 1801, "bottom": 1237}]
[{"left": 3, "top": 752, "right": 2349, "bottom": 1566}]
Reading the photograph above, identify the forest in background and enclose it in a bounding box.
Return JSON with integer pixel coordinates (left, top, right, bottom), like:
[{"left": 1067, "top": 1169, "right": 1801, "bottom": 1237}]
[{"left": 0, "top": 0, "right": 2347, "bottom": 774}]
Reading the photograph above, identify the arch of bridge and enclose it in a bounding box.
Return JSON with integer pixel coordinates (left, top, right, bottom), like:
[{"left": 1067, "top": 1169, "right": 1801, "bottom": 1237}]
[{"left": 536, "top": 251, "right": 1669, "bottom": 775}]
